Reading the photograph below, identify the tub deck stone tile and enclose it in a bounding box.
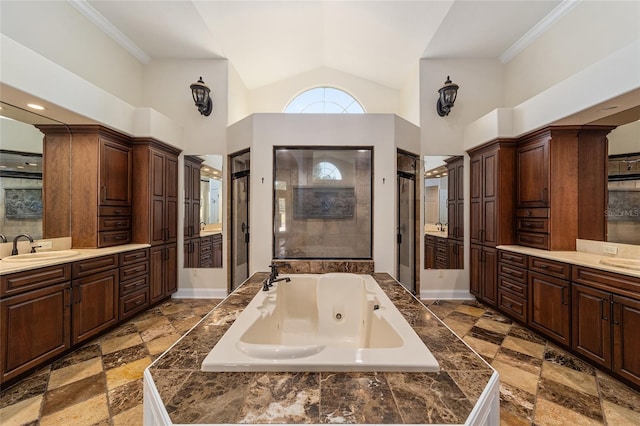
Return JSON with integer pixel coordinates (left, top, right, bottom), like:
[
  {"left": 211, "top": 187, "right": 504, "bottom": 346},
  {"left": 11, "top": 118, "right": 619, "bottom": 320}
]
[{"left": 147, "top": 272, "right": 495, "bottom": 424}]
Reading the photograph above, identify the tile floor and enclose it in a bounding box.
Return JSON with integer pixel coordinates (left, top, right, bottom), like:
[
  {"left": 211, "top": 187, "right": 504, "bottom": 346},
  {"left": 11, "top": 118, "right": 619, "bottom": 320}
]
[{"left": 1, "top": 297, "right": 639, "bottom": 425}]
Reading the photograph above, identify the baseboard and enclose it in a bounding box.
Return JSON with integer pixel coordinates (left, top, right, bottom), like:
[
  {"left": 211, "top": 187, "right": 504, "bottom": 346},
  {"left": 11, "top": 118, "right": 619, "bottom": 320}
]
[
  {"left": 420, "top": 289, "right": 475, "bottom": 301},
  {"left": 172, "top": 288, "right": 228, "bottom": 299}
]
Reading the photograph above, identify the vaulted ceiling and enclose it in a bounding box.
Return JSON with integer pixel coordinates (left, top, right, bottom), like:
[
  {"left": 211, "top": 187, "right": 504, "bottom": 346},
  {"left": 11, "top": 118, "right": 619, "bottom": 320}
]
[{"left": 82, "top": 0, "right": 564, "bottom": 90}]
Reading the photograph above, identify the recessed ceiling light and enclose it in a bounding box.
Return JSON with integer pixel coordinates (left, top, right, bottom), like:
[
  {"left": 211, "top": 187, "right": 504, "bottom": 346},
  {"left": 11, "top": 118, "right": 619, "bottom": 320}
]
[
  {"left": 27, "top": 162, "right": 38, "bottom": 166},
  {"left": 27, "top": 103, "right": 45, "bottom": 110},
  {"left": 16, "top": 165, "right": 24, "bottom": 169},
  {"left": 203, "top": 168, "right": 210, "bottom": 171}
]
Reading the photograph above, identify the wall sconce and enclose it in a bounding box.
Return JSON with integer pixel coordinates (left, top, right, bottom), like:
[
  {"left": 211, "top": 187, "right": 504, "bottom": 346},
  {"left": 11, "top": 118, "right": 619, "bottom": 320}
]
[
  {"left": 190, "top": 77, "right": 213, "bottom": 116},
  {"left": 436, "top": 76, "right": 459, "bottom": 117}
]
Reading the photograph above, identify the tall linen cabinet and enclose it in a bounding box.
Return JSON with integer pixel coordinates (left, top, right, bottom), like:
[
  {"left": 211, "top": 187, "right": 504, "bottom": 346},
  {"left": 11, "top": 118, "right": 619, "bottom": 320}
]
[
  {"left": 131, "top": 139, "right": 181, "bottom": 303},
  {"left": 468, "top": 139, "right": 517, "bottom": 307}
]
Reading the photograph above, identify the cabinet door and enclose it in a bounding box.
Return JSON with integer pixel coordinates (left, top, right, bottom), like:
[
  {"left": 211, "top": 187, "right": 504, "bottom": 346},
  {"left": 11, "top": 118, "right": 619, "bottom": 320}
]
[
  {"left": 517, "top": 138, "right": 549, "bottom": 208},
  {"left": 165, "top": 154, "right": 179, "bottom": 243},
  {"left": 481, "top": 152, "right": 497, "bottom": 247},
  {"left": 572, "top": 283, "right": 611, "bottom": 368},
  {"left": 212, "top": 238, "right": 223, "bottom": 268},
  {"left": 612, "top": 295, "right": 640, "bottom": 387},
  {"left": 481, "top": 247, "right": 497, "bottom": 306},
  {"left": 469, "top": 244, "right": 482, "bottom": 297},
  {"left": 150, "top": 246, "right": 166, "bottom": 303},
  {"left": 1, "top": 283, "right": 70, "bottom": 382},
  {"left": 72, "top": 270, "right": 118, "bottom": 344},
  {"left": 150, "top": 151, "right": 167, "bottom": 245},
  {"left": 529, "top": 271, "right": 570, "bottom": 345},
  {"left": 100, "top": 140, "right": 132, "bottom": 207},
  {"left": 469, "top": 154, "right": 483, "bottom": 244},
  {"left": 165, "top": 243, "right": 178, "bottom": 295},
  {"left": 424, "top": 240, "right": 435, "bottom": 269}
]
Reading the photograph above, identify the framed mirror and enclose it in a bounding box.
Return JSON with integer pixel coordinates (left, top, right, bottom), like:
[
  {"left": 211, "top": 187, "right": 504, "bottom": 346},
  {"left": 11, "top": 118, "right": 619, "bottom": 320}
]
[
  {"left": 183, "top": 154, "right": 223, "bottom": 268},
  {"left": 424, "top": 155, "right": 464, "bottom": 269},
  {"left": 0, "top": 102, "right": 69, "bottom": 242}
]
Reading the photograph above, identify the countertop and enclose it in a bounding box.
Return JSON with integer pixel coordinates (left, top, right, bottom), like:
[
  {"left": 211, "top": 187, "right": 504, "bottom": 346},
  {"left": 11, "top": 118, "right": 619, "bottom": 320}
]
[
  {"left": 145, "top": 273, "right": 498, "bottom": 424},
  {"left": 425, "top": 230, "right": 448, "bottom": 238},
  {"left": 0, "top": 244, "right": 151, "bottom": 276},
  {"left": 497, "top": 245, "right": 640, "bottom": 278}
]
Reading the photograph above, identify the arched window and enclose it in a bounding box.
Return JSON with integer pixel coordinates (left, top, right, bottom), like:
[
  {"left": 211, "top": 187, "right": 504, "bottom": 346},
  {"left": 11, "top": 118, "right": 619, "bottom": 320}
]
[
  {"left": 312, "top": 161, "right": 342, "bottom": 181},
  {"left": 284, "top": 87, "right": 365, "bottom": 113}
]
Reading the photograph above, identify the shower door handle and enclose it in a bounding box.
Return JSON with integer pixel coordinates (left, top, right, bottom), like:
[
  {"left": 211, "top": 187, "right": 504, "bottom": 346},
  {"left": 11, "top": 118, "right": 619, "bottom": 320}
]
[
  {"left": 242, "top": 222, "right": 250, "bottom": 243},
  {"left": 397, "top": 227, "right": 402, "bottom": 244}
]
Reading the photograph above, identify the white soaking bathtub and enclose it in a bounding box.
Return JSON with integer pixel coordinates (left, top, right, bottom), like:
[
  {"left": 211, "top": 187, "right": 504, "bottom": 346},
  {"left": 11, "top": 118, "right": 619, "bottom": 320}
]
[{"left": 201, "top": 273, "right": 439, "bottom": 372}]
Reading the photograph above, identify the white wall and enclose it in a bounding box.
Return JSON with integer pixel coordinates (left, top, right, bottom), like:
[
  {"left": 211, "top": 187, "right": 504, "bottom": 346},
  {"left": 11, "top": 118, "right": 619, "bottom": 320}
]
[
  {"left": 504, "top": 1, "right": 640, "bottom": 108},
  {"left": 420, "top": 59, "right": 503, "bottom": 155},
  {"left": 228, "top": 63, "right": 250, "bottom": 126},
  {"left": 0, "top": 1, "right": 144, "bottom": 107},
  {"left": 399, "top": 63, "right": 420, "bottom": 126},
  {"left": 248, "top": 67, "right": 401, "bottom": 115},
  {"left": 227, "top": 114, "right": 417, "bottom": 278}
]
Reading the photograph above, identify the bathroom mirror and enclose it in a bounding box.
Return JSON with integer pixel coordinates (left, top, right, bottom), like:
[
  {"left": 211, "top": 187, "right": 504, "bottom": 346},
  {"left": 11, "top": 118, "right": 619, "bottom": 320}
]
[
  {"left": 183, "top": 154, "right": 223, "bottom": 268},
  {"left": 0, "top": 102, "right": 70, "bottom": 241},
  {"left": 424, "top": 155, "right": 464, "bottom": 270},
  {"left": 606, "top": 120, "right": 640, "bottom": 245}
]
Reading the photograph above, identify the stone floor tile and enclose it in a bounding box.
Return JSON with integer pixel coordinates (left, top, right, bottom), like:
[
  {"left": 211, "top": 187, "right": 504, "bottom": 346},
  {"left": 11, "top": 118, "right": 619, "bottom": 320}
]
[
  {"left": 108, "top": 379, "right": 143, "bottom": 416},
  {"left": 101, "top": 332, "right": 144, "bottom": 355},
  {"left": 533, "top": 397, "right": 602, "bottom": 426},
  {"left": 112, "top": 404, "right": 143, "bottom": 426},
  {"left": 475, "top": 317, "right": 512, "bottom": 335},
  {"left": 491, "top": 359, "right": 539, "bottom": 395},
  {"left": 40, "top": 393, "right": 109, "bottom": 426},
  {"left": 501, "top": 335, "right": 546, "bottom": 359},
  {"left": 0, "top": 395, "right": 42, "bottom": 426},
  {"left": 442, "top": 317, "right": 474, "bottom": 337},
  {"left": 602, "top": 400, "right": 640, "bottom": 425},
  {"left": 541, "top": 361, "right": 598, "bottom": 397},
  {"left": 455, "top": 304, "right": 486, "bottom": 317},
  {"left": 105, "top": 357, "right": 152, "bottom": 390},
  {"left": 41, "top": 373, "right": 107, "bottom": 416},
  {"left": 146, "top": 332, "right": 182, "bottom": 355},
  {"left": 463, "top": 335, "right": 500, "bottom": 360},
  {"left": 47, "top": 357, "right": 103, "bottom": 391}
]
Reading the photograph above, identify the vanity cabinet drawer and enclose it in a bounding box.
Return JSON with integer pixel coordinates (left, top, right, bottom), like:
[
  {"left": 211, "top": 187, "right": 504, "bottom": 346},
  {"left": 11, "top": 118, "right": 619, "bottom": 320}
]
[
  {"left": 72, "top": 254, "right": 118, "bottom": 279},
  {"left": 529, "top": 256, "right": 570, "bottom": 280},
  {"left": 517, "top": 232, "right": 549, "bottom": 250},
  {"left": 98, "top": 216, "right": 131, "bottom": 231},
  {"left": 119, "top": 274, "right": 149, "bottom": 296},
  {"left": 499, "top": 250, "right": 528, "bottom": 268},
  {"left": 98, "top": 230, "right": 131, "bottom": 247},
  {"left": 1, "top": 264, "right": 71, "bottom": 297},
  {"left": 516, "top": 208, "right": 549, "bottom": 218},
  {"left": 120, "top": 261, "right": 149, "bottom": 282},
  {"left": 498, "top": 275, "right": 527, "bottom": 298},
  {"left": 99, "top": 206, "right": 132, "bottom": 216},
  {"left": 517, "top": 218, "right": 549, "bottom": 233},
  {"left": 572, "top": 265, "right": 640, "bottom": 298},
  {"left": 498, "top": 263, "right": 527, "bottom": 283},
  {"left": 119, "top": 248, "right": 149, "bottom": 266},
  {"left": 120, "top": 288, "right": 149, "bottom": 320},
  {"left": 498, "top": 291, "right": 527, "bottom": 322},
  {"left": 200, "top": 251, "right": 214, "bottom": 268}
]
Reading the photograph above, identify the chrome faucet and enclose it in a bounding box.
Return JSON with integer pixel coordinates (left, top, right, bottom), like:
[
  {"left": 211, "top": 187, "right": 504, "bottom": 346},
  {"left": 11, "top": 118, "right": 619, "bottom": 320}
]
[
  {"left": 263, "top": 262, "right": 291, "bottom": 291},
  {"left": 11, "top": 234, "right": 35, "bottom": 255},
  {"left": 0, "top": 234, "right": 7, "bottom": 243},
  {"left": 435, "top": 222, "right": 443, "bottom": 231},
  {"left": 200, "top": 222, "right": 206, "bottom": 230}
]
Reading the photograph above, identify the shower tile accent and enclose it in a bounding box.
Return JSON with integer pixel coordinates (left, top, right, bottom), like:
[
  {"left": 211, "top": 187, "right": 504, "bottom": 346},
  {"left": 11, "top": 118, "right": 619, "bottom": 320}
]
[{"left": 274, "top": 259, "right": 374, "bottom": 274}]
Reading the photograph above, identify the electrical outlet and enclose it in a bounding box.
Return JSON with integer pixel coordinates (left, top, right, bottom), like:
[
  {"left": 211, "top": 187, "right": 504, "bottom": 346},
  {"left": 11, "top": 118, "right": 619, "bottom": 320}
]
[
  {"left": 603, "top": 245, "right": 618, "bottom": 255},
  {"left": 438, "top": 270, "right": 444, "bottom": 278},
  {"left": 38, "top": 241, "right": 53, "bottom": 249}
]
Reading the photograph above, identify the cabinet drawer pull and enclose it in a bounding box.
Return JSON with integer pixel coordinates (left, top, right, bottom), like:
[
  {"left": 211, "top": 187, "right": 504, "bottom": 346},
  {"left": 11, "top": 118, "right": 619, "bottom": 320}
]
[
  {"left": 135, "top": 299, "right": 144, "bottom": 306},
  {"left": 114, "top": 210, "right": 122, "bottom": 214},
  {"left": 539, "top": 264, "right": 549, "bottom": 269},
  {"left": 505, "top": 302, "right": 512, "bottom": 308}
]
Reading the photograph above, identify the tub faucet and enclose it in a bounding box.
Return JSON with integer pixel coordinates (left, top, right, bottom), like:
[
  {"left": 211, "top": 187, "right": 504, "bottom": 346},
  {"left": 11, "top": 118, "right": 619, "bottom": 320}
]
[
  {"left": 11, "top": 234, "right": 35, "bottom": 255},
  {"left": 0, "top": 234, "right": 7, "bottom": 243},
  {"left": 264, "top": 262, "right": 291, "bottom": 290}
]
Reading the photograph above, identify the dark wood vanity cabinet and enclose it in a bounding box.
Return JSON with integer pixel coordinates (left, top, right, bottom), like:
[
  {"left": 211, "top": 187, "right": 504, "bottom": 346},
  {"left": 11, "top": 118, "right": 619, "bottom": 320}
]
[
  {"left": 497, "top": 250, "right": 528, "bottom": 322},
  {"left": 39, "top": 125, "right": 133, "bottom": 248},
  {"left": 468, "top": 139, "right": 517, "bottom": 306},
  {"left": 184, "top": 156, "right": 203, "bottom": 239},
  {"left": 119, "top": 248, "right": 150, "bottom": 320},
  {"left": 446, "top": 156, "right": 464, "bottom": 241},
  {"left": 528, "top": 256, "right": 571, "bottom": 346},
  {"left": 470, "top": 245, "right": 497, "bottom": 306},
  {"left": 0, "top": 265, "right": 72, "bottom": 383},
  {"left": 515, "top": 126, "right": 614, "bottom": 250},
  {"left": 71, "top": 255, "right": 119, "bottom": 345},
  {"left": 424, "top": 235, "right": 436, "bottom": 269},
  {"left": 150, "top": 244, "right": 177, "bottom": 303},
  {"left": 571, "top": 266, "right": 640, "bottom": 388}
]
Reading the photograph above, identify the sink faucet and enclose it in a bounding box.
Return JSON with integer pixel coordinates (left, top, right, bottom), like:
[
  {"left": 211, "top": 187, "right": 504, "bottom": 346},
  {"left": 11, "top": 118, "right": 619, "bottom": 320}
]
[
  {"left": 263, "top": 262, "right": 291, "bottom": 291},
  {"left": 0, "top": 234, "right": 7, "bottom": 243},
  {"left": 200, "top": 222, "right": 206, "bottom": 230},
  {"left": 435, "top": 222, "right": 443, "bottom": 231},
  {"left": 11, "top": 234, "right": 35, "bottom": 255}
]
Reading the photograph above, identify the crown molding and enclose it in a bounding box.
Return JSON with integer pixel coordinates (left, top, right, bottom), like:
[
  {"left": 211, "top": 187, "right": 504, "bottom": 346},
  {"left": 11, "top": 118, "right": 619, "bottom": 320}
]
[
  {"left": 67, "top": 0, "right": 151, "bottom": 64},
  {"left": 500, "top": 0, "right": 581, "bottom": 64}
]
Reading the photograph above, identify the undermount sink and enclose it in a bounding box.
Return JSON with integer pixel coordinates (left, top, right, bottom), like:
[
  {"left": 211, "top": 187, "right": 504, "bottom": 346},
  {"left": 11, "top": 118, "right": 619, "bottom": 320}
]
[
  {"left": 599, "top": 258, "right": 640, "bottom": 271},
  {"left": 2, "top": 250, "right": 80, "bottom": 263}
]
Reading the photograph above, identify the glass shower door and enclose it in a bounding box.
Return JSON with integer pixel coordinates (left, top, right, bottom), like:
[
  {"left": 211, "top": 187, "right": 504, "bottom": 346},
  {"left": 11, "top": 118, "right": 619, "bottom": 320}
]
[
  {"left": 398, "top": 173, "right": 416, "bottom": 293},
  {"left": 230, "top": 150, "right": 250, "bottom": 291}
]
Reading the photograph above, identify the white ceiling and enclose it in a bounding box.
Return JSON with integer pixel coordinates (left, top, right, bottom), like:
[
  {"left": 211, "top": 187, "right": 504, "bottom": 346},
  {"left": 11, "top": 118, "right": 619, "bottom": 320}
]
[{"left": 84, "top": 0, "right": 564, "bottom": 90}]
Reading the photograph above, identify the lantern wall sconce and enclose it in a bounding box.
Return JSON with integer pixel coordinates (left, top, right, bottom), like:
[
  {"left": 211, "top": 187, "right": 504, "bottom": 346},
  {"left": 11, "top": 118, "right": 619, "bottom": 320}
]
[
  {"left": 190, "top": 77, "right": 213, "bottom": 116},
  {"left": 436, "top": 76, "right": 459, "bottom": 117}
]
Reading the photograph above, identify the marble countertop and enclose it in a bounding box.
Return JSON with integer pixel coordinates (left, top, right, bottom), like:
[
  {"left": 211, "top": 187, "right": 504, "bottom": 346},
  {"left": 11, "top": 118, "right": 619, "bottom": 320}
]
[
  {"left": 0, "top": 243, "right": 151, "bottom": 275},
  {"left": 146, "top": 273, "right": 498, "bottom": 424},
  {"left": 425, "top": 231, "right": 448, "bottom": 238},
  {"left": 497, "top": 245, "right": 640, "bottom": 278}
]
